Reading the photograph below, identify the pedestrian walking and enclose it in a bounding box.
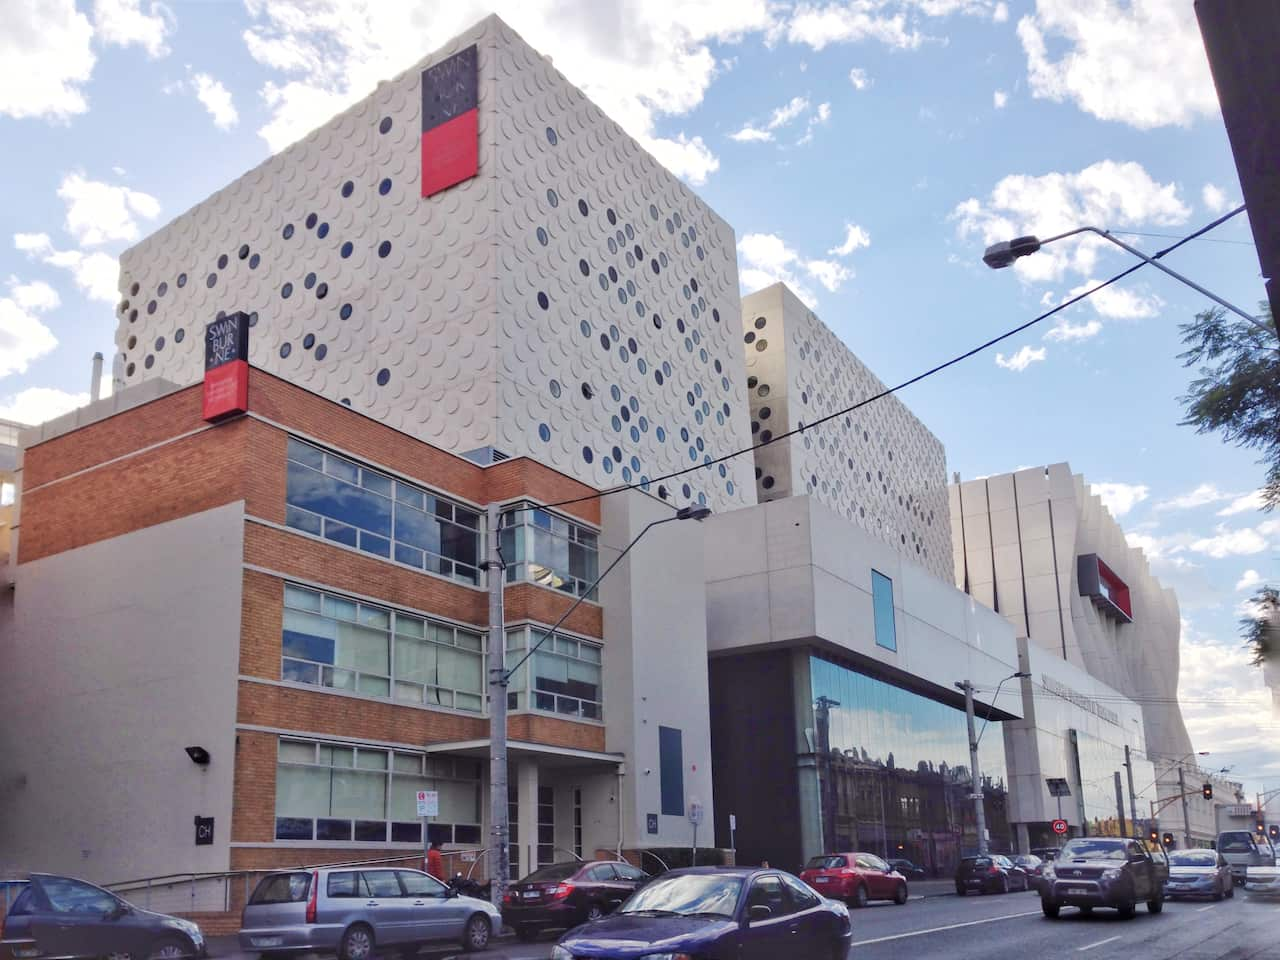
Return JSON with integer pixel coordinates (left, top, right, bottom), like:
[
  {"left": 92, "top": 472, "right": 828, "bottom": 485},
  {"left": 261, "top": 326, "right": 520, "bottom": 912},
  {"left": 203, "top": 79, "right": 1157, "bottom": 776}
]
[{"left": 426, "top": 840, "right": 445, "bottom": 881}]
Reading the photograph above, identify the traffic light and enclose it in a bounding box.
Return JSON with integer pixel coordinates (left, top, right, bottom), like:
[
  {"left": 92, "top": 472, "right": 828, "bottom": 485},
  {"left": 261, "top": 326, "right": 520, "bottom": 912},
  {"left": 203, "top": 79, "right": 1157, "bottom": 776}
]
[
  {"left": 1257, "top": 821, "right": 1266, "bottom": 835},
  {"left": 1202, "top": 783, "right": 1213, "bottom": 800},
  {"left": 1163, "top": 832, "right": 1175, "bottom": 848},
  {"left": 1270, "top": 824, "right": 1279, "bottom": 842},
  {"left": 1149, "top": 825, "right": 1160, "bottom": 844}
]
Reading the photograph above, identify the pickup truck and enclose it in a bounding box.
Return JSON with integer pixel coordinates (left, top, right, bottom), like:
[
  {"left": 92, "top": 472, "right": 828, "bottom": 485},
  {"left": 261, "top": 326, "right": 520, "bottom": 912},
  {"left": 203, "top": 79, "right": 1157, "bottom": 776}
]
[{"left": 1040, "top": 837, "right": 1169, "bottom": 919}]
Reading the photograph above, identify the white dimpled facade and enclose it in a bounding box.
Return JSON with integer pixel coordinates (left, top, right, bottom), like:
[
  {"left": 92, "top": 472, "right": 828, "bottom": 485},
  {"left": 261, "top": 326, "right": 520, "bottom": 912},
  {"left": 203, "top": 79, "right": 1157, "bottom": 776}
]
[
  {"left": 114, "top": 15, "right": 755, "bottom": 512},
  {"left": 742, "top": 283, "right": 953, "bottom": 580}
]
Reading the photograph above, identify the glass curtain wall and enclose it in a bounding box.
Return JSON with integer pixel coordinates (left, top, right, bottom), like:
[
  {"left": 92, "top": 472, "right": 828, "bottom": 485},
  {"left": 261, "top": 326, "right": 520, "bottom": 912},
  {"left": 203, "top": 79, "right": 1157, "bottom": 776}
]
[
  {"left": 806, "top": 656, "right": 1010, "bottom": 875},
  {"left": 1070, "top": 729, "right": 1133, "bottom": 837}
]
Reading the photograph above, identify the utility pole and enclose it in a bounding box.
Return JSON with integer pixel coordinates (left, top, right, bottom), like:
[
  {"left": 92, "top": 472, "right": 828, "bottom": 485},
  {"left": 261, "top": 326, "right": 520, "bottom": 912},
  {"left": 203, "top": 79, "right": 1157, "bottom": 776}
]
[
  {"left": 960, "top": 681, "right": 988, "bottom": 855},
  {"left": 486, "top": 503, "right": 509, "bottom": 907},
  {"left": 1123, "top": 745, "right": 1138, "bottom": 832},
  {"left": 1114, "top": 772, "right": 1127, "bottom": 836},
  {"left": 1179, "top": 766, "right": 1193, "bottom": 849}
]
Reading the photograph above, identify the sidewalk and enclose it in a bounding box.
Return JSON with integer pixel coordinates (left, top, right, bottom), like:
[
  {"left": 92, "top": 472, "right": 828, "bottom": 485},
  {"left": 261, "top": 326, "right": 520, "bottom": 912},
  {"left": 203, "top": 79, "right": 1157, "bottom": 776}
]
[{"left": 909, "top": 879, "right": 957, "bottom": 899}]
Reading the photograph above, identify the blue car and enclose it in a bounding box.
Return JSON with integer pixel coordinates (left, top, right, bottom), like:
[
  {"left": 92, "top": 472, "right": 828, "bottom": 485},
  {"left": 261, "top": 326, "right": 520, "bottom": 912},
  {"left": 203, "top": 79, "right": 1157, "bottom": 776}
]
[{"left": 551, "top": 866, "right": 852, "bottom": 960}]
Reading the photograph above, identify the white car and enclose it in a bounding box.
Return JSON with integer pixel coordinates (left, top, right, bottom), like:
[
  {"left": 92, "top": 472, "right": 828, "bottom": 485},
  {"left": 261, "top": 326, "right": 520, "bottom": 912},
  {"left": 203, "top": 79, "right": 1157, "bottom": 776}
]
[{"left": 1244, "top": 865, "right": 1280, "bottom": 898}]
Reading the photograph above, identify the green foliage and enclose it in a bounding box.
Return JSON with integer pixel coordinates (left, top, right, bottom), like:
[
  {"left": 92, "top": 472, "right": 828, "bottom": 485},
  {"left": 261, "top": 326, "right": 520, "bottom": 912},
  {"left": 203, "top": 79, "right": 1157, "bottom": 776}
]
[
  {"left": 1178, "top": 304, "right": 1280, "bottom": 511},
  {"left": 1241, "top": 586, "right": 1280, "bottom": 667}
]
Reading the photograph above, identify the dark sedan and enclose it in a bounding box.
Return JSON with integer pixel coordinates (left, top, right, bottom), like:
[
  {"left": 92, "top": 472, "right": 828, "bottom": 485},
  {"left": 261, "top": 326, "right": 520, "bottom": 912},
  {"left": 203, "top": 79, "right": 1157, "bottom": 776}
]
[
  {"left": 1164, "top": 849, "right": 1234, "bottom": 901},
  {"left": 552, "top": 867, "right": 851, "bottom": 960},
  {"left": 1012, "top": 855, "right": 1045, "bottom": 891},
  {"left": 887, "top": 859, "right": 927, "bottom": 881},
  {"left": 1, "top": 873, "right": 205, "bottom": 959},
  {"left": 503, "top": 860, "right": 649, "bottom": 941},
  {"left": 955, "top": 855, "right": 1029, "bottom": 895}
]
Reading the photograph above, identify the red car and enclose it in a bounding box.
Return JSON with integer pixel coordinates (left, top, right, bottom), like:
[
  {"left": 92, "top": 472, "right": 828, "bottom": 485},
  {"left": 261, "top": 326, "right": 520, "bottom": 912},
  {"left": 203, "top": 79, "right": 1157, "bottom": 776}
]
[{"left": 800, "top": 852, "right": 909, "bottom": 907}]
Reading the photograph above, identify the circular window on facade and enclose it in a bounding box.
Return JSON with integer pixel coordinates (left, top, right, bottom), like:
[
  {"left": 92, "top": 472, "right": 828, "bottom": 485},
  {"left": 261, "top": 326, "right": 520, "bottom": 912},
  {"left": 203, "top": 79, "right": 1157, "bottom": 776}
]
[
  {"left": 155, "top": 336, "right": 165, "bottom": 351},
  {"left": 546, "top": 127, "right": 558, "bottom": 145},
  {"left": 582, "top": 446, "right": 594, "bottom": 464},
  {"left": 280, "top": 343, "right": 291, "bottom": 358},
  {"left": 378, "top": 240, "right": 391, "bottom": 258},
  {"left": 755, "top": 339, "right": 768, "bottom": 352},
  {"left": 546, "top": 188, "right": 559, "bottom": 208},
  {"left": 315, "top": 344, "right": 328, "bottom": 360},
  {"left": 174, "top": 329, "right": 185, "bottom": 343},
  {"left": 341, "top": 180, "right": 354, "bottom": 197},
  {"left": 282, "top": 224, "right": 294, "bottom": 239},
  {"left": 536, "top": 227, "right": 549, "bottom": 246},
  {"left": 379, "top": 178, "right": 392, "bottom": 195},
  {"left": 537, "top": 292, "right": 549, "bottom": 310},
  {"left": 379, "top": 116, "right": 392, "bottom": 134},
  {"left": 206, "top": 273, "right": 217, "bottom": 288},
  {"left": 217, "top": 254, "right": 229, "bottom": 270},
  {"left": 376, "top": 368, "right": 390, "bottom": 386},
  {"left": 249, "top": 254, "right": 261, "bottom": 269},
  {"left": 177, "top": 272, "right": 187, "bottom": 287},
  {"left": 281, "top": 282, "right": 293, "bottom": 298},
  {"left": 317, "top": 222, "right": 329, "bottom": 239},
  {"left": 303, "top": 333, "right": 315, "bottom": 349},
  {"left": 304, "top": 272, "right": 316, "bottom": 289},
  {"left": 340, "top": 303, "right": 353, "bottom": 320},
  {"left": 744, "top": 331, "right": 755, "bottom": 344},
  {"left": 306, "top": 213, "right": 317, "bottom": 229},
  {"left": 539, "top": 423, "right": 551, "bottom": 441}
]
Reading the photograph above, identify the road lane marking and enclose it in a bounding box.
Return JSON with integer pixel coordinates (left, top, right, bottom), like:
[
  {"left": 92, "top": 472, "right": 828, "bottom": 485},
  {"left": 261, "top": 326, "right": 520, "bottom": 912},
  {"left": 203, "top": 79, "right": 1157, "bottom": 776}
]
[
  {"left": 1196, "top": 905, "right": 1214, "bottom": 912},
  {"left": 1077, "top": 936, "right": 1121, "bottom": 952},
  {"left": 852, "top": 910, "right": 1043, "bottom": 946}
]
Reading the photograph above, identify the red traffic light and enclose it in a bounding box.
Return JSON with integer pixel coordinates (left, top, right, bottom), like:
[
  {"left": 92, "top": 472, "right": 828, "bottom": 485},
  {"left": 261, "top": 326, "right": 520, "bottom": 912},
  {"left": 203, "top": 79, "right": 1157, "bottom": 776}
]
[{"left": 1202, "top": 783, "right": 1213, "bottom": 800}]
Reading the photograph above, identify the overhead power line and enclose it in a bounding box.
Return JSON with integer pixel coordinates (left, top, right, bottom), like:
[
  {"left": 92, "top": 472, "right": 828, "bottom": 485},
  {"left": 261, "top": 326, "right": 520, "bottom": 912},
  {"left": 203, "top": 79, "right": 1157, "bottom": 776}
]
[{"left": 535, "top": 206, "right": 1248, "bottom": 514}]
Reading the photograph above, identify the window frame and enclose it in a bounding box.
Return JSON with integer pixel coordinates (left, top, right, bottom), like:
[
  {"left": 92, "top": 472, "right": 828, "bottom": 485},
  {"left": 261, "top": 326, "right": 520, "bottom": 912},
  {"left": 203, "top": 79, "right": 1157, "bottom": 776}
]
[
  {"left": 871, "top": 569, "right": 898, "bottom": 652},
  {"left": 504, "top": 625, "right": 604, "bottom": 721},
  {"left": 285, "top": 437, "right": 483, "bottom": 586},
  {"left": 500, "top": 502, "right": 601, "bottom": 600}
]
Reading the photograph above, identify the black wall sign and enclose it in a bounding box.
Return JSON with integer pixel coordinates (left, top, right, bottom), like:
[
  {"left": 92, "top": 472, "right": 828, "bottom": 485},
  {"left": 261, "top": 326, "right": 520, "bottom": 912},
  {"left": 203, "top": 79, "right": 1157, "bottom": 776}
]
[
  {"left": 204, "top": 312, "right": 250, "bottom": 371},
  {"left": 194, "top": 816, "right": 215, "bottom": 846},
  {"left": 646, "top": 813, "right": 659, "bottom": 835}
]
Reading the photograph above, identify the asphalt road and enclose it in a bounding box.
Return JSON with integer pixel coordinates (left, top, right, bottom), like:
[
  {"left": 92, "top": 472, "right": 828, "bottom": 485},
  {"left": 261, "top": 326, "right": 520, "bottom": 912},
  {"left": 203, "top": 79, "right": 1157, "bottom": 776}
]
[{"left": 210, "top": 888, "right": 1280, "bottom": 959}]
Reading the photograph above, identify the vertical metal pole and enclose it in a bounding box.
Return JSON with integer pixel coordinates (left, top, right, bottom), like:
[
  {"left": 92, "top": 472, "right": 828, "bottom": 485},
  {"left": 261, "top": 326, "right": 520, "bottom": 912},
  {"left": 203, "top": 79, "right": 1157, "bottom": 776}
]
[
  {"left": 487, "top": 503, "right": 509, "bottom": 907},
  {"left": 1124, "top": 746, "right": 1139, "bottom": 831},
  {"left": 1114, "top": 772, "right": 1127, "bottom": 836},
  {"left": 962, "top": 681, "right": 988, "bottom": 855},
  {"left": 1179, "top": 766, "right": 1193, "bottom": 849}
]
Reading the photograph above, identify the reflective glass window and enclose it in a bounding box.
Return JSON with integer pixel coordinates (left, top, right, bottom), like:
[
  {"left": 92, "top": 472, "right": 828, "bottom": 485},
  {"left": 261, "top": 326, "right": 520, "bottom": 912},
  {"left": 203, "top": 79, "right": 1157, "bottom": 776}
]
[
  {"left": 871, "top": 570, "right": 897, "bottom": 651},
  {"left": 504, "top": 627, "right": 602, "bottom": 720},
  {"left": 499, "top": 503, "right": 599, "bottom": 599}
]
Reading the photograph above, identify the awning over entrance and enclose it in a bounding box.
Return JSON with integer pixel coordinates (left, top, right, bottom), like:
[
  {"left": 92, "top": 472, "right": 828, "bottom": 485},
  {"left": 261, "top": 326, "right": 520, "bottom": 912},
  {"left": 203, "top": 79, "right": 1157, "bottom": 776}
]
[{"left": 424, "top": 738, "right": 625, "bottom": 769}]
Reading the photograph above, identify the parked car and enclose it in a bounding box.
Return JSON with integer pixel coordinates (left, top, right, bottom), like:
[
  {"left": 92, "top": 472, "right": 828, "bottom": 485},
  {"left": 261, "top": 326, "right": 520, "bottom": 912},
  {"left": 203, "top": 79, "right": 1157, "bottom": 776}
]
[
  {"left": 1164, "top": 849, "right": 1233, "bottom": 901},
  {"left": 887, "top": 859, "right": 927, "bottom": 881},
  {"left": 800, "top": 852, "right": 909, "bottom": 906},
  {"left": 1031, "top": 847, "right": 1062, "bottom": 863},
  {"left": 238, "top": 866, "right": 499, "bottom": 958},
  {"left": 1244, "top": 864, "right": 1280, "bottom": 898},
  {"left": 1040, "top": 836, "right": 1169, "bottom": 919},
  {"left": 551, "top": 867, "right": 852, "bottom": 960},
  {"left": 1218, "top": 830, "right": 1277, "bottom": 886},
  {"left": 502, "top": 860, "right": 650, "bottom": 942},
  {"left": 954, "top": 855, "right": 1028, "bottom": 895},
  {"left": 0, "top": 882, "right": 28, "bottom": 925},
  {"left": 1011, "top": 855, "right": 1045, "bottom": 891},
  {"left": 0, "top": 873, "right": 205, "bottom": 960}
]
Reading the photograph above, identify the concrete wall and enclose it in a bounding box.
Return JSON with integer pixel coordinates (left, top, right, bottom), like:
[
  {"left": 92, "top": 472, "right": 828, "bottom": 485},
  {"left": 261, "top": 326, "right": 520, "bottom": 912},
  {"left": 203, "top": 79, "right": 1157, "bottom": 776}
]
[
  {"left": 741, "top": 284, "right": 953, "bottom": 581},
  {"left": 600, "top": 489, "right": 715, "bottom": 850},
  {"left": 0, "top": 503, "right": 244, "bottom": 883},
  {"left": 704, "top": 496, "right": 1020, "bottom": 707},
  {"left": 114, "top": 15, "right": 753, "bottom": 514}
]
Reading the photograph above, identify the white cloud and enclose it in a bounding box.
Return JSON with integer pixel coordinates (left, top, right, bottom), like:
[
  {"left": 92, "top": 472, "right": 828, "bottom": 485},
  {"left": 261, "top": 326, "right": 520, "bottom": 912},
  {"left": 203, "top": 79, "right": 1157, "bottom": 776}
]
[
  {"left": 0, "top": 0, "right": 95, "bottom": 121},
  {"left": 193, "top": 72, "right": 239, "bottom": 130},
  {"left": 768, "top": 95, "right": 809, "bottom": 129},
  {"left": 93, "top": 0, "right": 174, "bottom": 58},
  {"left": 1201, "top": 183, "right": 1232, "bottom": 215},
  {"left": 1219, "top": 491, "right": 1266, "bottom": 517},
  {"left": 993, "top": 89, "right": 1008, "bottom": 109},
  {"left": 1017, "top": 0, "right": 1218, "bottom": 130},
  {"left": 786, "top": 4, "right": 924, "bottom": 50},
  {"left": 1043, "top": 318, "right": 1101, "bottom": 342},
  {"left": 739, "top": 231, "right": 853, "bottom": 306},
  {"left": 8, "top": 279, "right": 61, "bottom": 313},
  {"left": 952, "top": 160, "right": 1190, "bottom": 284},
  {"left": 1156, "top": 483, "right": 1238, "bottom": 512},
  {"left": 848, "top": 67, "right": 870, "bottom": 90},
  {"left": 1062, "top": 279, "right": 1163, "bottom": 320},
  {"left": 1090, "top": 481, "right": 1150, "bottom": 518},
  {"left": 1237, "top": 570, "right": 1264, "bottom": 592},
  {"left": 828, "top": 223, "right": 871, "bottom": 257},
  {"left": 994, "top": 344, "right": 1045, "bottom": 372},
  {"left": 0, "top": 386, "right": 90, "bottom": 426},
  {"left": 795, "top": 101, "right": 830, "bottom": 145},
  {"left": 993, "top": 1, "right": 1008, "bottom": 22},
  {"left": 0, "top": 294, "right": 59, "bottom": 381},
  {"left": 57, "top": 173, "right": 161, "bottom": 247},
  {"left": 239, "top": 1, "right": 779, "bottom": 186},
  {"left": 729, "top": 125, "right": 772, "bottom": 142},
  {"left": 14, "top": 234, "right": 120, "bottom": 304},
  {"left": 1189, "top": 526, "right": 1269, "bottom": 559}
]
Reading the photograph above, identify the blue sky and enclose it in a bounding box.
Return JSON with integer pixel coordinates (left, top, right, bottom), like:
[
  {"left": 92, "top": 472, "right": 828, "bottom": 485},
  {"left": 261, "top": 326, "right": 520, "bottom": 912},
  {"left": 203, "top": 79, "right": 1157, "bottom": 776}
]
[{"left": 2, "top": 0, "right": 1277, "bottom": 802}]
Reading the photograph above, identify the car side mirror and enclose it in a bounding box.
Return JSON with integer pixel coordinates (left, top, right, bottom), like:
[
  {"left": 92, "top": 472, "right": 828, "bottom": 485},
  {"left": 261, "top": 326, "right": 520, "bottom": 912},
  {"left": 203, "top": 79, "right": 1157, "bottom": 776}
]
[
  {"left": 108, "top": 903, "right": 130, "bottom": 920},
  {"left": 748, "top": 905, "right": 772, "bottom": 922},
  {"left": 445, "top": 887, "right": 458, "bottom": 899}
]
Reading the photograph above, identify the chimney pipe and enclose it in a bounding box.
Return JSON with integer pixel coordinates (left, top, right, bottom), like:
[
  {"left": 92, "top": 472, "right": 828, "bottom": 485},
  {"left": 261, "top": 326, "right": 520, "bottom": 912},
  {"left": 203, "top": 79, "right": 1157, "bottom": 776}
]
[{"left": 91, "top": 352, "right": 104, "bottom": 401}]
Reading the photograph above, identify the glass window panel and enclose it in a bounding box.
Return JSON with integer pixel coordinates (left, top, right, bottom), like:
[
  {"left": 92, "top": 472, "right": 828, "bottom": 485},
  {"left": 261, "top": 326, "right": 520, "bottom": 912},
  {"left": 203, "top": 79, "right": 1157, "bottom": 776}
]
[
  {"left": 324, "top": 454, "right": 359, "bottom": 484},
  {"left": 282, "top": 609, "right": 336, "bottom": 663},
  {"left": 395, "top": 636, "right": 437, "bottom": 685},
  {"left": 285, "top": 505, "right": 323, "bottom": 536},
  {"left": 288, "top": 438, "right": 325, "bottom": 470},
  {"left": 555, "top": 637, "right": 577, "bottom": 656},
  {"left": 393, "top": 753, "right": 423, "bottom": 774},
  {"left": 360, "top": 532, "right": 391, "bottom": 558},
  {"left": 320, "top": 746, "right": 354, "bottom": 767},
  {"left": 390, "top": 774, "right": 429, "bottom": 821},
  {"left": 317, "top": 819, "right": 353, "bottom": 841},
  {"left": 357, "top": 750, "right": 388, "bottom": 771},
  {"left": 275, "top": 817, "right": 313, "bottom": 840},
  {"left": 395, "top": 614, "right": 426, "bottom": 640},
  {"left": 392, "top": 822, "right": 422, "bottom": 843},
  {"left": 323, "top": 520, "right": 358, "bottom": 548},
  {"left": 395, "top": 482, "right": 425, "bottom": 510},
  {"left": 440, "top": 522, "right": 478, "bottom": 568},
  {"left": 284, "top": 584, "right": 322, "bottom": 612},
  {"left": 334, "top": 622, "right": 389, "bottom": 675},
  {"left": 871, "top": 570, "right": 897, "bottom": 651},
  {"left": 331, "top": 769, "right": 386, "bottom": 819},
  {"left": 358, "top": 604, "right": 390, "bottom": 630},
  {"left": 456, "top": 630, "right": 483, "bottom": 651},
  {"left": 579, "top": 643, "right": 602, "bottom": 664},
  {"left": 354, "top": 821, "right": 387, "bottom": 842},
  {"left": 276, "top": 765, "right": 328, "bottom": 817},
  {"left": 361, "top": 470, "right": 393, "bottom": 498},
  {"left": 456, "top": 692, "right": 482, "bottom": 712},
  {"left": 279, "top": 740, "right": 315, "bottom": 764},
  {"left": 394, "top": 543, "right": 425, "bottom": 568},
  {"left": 454, "top": 506, "right": 480, "bottom": 530},
  {"left": 394, "top": 502, "right": 440, "bottom": 553},
  {"left": 395, "top": 680, "right": 425, "bottom": 704},
  {"left": 283, "top": 659, "right": 319, "bottom": 684},
  {"left": 358, "top": 675, "right": 390, "bottom": 697}
]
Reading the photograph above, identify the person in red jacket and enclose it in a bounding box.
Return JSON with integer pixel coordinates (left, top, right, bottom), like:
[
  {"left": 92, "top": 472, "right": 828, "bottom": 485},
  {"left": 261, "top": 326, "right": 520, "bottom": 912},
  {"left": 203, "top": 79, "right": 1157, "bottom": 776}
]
[{"left": 426, "top": 841, "right": 445, "bottom": 881}]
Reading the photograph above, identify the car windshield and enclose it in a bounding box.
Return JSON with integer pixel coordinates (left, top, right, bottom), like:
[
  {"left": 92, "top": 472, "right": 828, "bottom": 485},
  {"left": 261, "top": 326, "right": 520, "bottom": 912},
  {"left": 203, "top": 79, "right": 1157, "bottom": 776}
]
[
  {"left": 1169, "top": 851, "right": 1217, "bottom": 867},
  {"left": 250, "top": 873, "right": 311, "bottom": 904},
  {"left": 521, "top": 863, "right": 579, "bottom": 883},
  {"left": 962, "top": 858, "right": 991, "bottom": 869},
  {"left": 619, "top": 874, "right": 743, "bottom": 918},
  {"left": 805, "top": 856, "right": 845, "bottom": 870},
  {"left": 1218, "top": 834, "right": 1255, "bottom": 853},
  {"left": 1059, "top": 841, "right": 1127, "bottom": 861}
]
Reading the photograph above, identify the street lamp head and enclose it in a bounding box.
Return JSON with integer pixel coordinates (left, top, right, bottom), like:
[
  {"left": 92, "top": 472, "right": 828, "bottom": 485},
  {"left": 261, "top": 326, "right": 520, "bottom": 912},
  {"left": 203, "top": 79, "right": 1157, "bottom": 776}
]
[
  {"left": 1012, "top": 671, "right": 1031, "bottom": 679},
  {"left": 982, "top": 235, "right": 1042, "bottom": 269},
  {"left": 676, "top": 505, "right": 712, "bottom": 521}
]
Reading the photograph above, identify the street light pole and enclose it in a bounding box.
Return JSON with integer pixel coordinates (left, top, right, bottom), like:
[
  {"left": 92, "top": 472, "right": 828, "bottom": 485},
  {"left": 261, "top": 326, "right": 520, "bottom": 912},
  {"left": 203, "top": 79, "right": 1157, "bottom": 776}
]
[
  {"left": 1179, "top": 766, "right": 1193, "bottom": 849},
  {"left": 959, "top": 681, "right": 987, "bottom": 855},
  {"left": 487, "top": 502, "right": 710, "bottom": 907}
]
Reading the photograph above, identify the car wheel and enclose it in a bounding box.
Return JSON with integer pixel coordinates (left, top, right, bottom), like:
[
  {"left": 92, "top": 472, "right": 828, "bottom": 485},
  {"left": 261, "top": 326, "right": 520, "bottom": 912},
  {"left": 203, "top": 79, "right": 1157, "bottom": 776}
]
[
  {"left": 851, "top": 884, "right": 868, "bottom": 908},
  {"left": 1147, "top": 895, "right": 1163, "bottom": 914},
  {"left": 147, "top": 940, "right": 191, "bottom": 960},
  {"left": 1117, "top": 901, "right": 1136, "bottom": 919},
  {"left": 515, "top": 925, "right": 540, "bottom": 943},
  {"left": 956, "top": 886, "right": 966, "bottom": 896},
  {"left": 894, "top": 883, "right": 908, "bottom": 905},
  {"left": 586, "top": 902, "right": 606, "bottom": 921},
  {"left": 1227, "top": 883, "right": 1235, "bottom": 899},
  {"left": 999, "top": 877, "right": 1009, "bottom": 895},
  {"left": 1214, "top": 882, "right": 1225, "bottom": 902},
  {"left": 339, "top": 923, "right": 375, "bottom": 960},
  {"left": 461, "top": 913, "right": 491, "bottom": 952},
  {"left": 1042, "top": 899, "right": 1060, "bottom": 919}
]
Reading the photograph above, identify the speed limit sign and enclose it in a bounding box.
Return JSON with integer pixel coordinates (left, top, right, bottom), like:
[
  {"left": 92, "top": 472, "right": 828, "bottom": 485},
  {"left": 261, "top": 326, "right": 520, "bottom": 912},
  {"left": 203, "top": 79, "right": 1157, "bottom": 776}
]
[{"left": 1051, "top": 818, "right": 1068, "bottom": 835}]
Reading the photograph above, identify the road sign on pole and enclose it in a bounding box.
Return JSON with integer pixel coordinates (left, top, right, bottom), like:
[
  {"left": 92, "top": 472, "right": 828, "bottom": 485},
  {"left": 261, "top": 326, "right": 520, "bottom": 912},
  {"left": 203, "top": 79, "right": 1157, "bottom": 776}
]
[
  {"left": 416, "top": 790, "right": 439, "bottom": 817},
  {"left": 1052, "top": 819, "right": 1068, "bottom": 835}
]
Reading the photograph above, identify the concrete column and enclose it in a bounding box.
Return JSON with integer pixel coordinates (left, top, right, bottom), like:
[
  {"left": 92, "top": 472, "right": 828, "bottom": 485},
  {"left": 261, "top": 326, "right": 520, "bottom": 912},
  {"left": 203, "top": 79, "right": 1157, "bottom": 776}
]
[
  {"left": 518, "top": 760, "right": 539, "bottom": 874},
  {"left": 1015, "top": 822, "right": 1031, "bottom": 854}
]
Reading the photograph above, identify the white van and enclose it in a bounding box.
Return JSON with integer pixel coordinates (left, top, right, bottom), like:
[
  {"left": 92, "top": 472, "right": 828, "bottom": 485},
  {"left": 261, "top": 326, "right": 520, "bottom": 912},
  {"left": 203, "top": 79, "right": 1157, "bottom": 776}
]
[{"left": 1217, "top": 831, "right": 1277, "bottom": 885}]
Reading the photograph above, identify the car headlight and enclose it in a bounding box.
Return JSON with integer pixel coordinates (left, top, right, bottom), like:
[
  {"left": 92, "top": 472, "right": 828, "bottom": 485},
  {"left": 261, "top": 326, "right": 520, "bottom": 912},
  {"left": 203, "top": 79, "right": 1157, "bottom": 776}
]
[
  {"left": 1042, "top": 866, "right": 1055, "bottom": 881},
  {"left": 1101, "top": 868, "right": 1122, "bottom": 881},
  {"left": 174, "top": 918, "right": 203, "bottom": 940}
]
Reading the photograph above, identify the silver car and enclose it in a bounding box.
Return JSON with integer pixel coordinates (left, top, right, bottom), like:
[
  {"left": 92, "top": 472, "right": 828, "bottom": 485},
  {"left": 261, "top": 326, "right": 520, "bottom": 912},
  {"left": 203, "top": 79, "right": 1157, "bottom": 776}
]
[{"left": 238, "top": 867, "right": 499, "bottom": 959}]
